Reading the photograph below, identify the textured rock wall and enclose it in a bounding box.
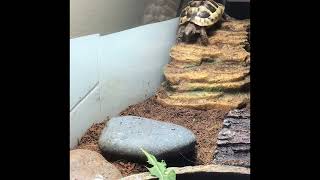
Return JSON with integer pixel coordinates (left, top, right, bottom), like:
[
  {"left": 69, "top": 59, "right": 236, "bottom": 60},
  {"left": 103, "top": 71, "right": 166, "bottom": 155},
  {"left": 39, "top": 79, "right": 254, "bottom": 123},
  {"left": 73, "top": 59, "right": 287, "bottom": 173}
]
[{"left": 213, "top": 108, "right": 250, "bottom": 167}]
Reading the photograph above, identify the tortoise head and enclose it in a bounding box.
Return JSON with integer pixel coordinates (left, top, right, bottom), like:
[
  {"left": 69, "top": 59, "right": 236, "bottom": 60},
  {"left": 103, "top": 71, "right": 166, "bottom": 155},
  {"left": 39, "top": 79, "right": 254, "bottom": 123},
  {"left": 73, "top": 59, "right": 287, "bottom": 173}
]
[{"left": 184, "top": 23, "right": 197, "bottom": 41}]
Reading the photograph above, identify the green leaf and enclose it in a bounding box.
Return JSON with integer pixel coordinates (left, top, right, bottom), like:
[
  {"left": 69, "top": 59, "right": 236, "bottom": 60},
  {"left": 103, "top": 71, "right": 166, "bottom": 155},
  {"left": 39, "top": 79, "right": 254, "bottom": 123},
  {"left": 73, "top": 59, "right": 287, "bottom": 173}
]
[{"left": 141, "top": 148, "right": 176, "bottom": 180}]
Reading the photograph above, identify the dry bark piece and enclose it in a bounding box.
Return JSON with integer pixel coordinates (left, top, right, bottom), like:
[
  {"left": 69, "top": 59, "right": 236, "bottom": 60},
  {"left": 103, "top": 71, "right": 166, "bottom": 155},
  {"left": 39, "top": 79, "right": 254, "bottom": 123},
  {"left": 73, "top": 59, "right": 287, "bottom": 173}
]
[
  {"left": 213, "top": 108, "right": 250, "bottom": 167},
  {"left": 121, "top": 164, "right": 250, "bottom": 180}
]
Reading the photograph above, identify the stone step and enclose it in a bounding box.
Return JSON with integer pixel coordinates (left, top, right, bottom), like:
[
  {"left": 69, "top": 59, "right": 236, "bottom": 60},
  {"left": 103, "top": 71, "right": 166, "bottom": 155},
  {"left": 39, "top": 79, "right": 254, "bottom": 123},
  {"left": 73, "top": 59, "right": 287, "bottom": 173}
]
[
  {"left": 170, "top": 76, "right": 250, "bottom": 92},
  {"left": 170, "top": 44, "right": 250, "bottom": 68},
  {"left": 156, "top": 92, "right": 249, "bottom": 110},
  {"left": 209, "top": 30, "right": 249, "bottom": 48},
  {"left": 219, "top": 19, "right": 250, "bottom": 32},
  {"left": 165, "top": 91, "right": 224, "bottom": 100},
  {"left": 164, "top": 62, "right": 250, "bottom": 84}
]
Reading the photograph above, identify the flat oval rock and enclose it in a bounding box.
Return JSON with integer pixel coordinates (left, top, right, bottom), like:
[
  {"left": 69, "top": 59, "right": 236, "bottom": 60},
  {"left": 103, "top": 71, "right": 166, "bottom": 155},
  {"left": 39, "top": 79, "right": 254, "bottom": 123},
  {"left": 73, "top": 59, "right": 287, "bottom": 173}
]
[{"left": 98, "top": 116, "right": 196, "bottom": 161}]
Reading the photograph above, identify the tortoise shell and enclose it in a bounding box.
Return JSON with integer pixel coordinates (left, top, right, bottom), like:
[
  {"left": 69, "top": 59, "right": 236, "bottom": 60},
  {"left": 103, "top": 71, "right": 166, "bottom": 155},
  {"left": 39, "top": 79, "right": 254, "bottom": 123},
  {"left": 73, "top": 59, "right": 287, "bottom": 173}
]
[{"left": 179, "top": 0, "right": 225, "bottom": 27}]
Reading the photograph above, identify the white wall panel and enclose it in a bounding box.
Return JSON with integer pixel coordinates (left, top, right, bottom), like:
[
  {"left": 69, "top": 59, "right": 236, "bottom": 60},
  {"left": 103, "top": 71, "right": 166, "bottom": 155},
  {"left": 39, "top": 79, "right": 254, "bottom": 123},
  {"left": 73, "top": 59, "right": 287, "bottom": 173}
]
[
  {"left": 98, "top": 18, "right": 179, "bottom": 117},
  {"left": 70, "top": 18, "right": 179, "bottom": 148},
  {"left": 70, "top": 34, "right": 100, "bottom": 110},
  {"left": 70, "top": 86, "right": 104, "bottom": 148}
]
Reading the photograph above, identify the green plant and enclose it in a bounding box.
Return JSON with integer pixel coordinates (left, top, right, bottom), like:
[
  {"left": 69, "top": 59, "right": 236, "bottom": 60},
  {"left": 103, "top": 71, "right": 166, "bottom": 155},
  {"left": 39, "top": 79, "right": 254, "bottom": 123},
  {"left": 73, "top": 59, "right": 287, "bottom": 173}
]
[{"left": 141, "top": 148, "right": 176, "bottom": 180}]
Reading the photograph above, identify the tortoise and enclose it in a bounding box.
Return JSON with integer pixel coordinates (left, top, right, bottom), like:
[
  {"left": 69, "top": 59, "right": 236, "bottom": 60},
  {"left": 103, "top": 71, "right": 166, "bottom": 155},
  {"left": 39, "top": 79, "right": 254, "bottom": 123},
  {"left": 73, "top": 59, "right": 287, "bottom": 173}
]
[{"left": 177, "top": 0, "right": 233, "bottom": 46}]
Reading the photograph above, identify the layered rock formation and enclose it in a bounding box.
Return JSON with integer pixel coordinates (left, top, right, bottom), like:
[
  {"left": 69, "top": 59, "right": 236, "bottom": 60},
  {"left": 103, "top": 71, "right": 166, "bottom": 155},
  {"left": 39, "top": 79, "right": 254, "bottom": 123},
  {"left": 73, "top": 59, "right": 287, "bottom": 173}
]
[
  {"left": 156, "top": 19, "right": 250, "bottom": 109},
  {"left": 213, "top": 108, "right": 250, "bottom": 167}
]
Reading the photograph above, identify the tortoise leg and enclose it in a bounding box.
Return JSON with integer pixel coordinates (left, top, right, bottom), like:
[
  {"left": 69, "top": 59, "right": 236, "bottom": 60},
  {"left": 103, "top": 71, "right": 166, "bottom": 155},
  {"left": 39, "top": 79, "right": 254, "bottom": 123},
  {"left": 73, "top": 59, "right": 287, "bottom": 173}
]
[
  {"left": 200, "top": 27, "right": 209, "bottom": 46},
  {"left": 176, "top": 25, "right": 185, "bottom": 44},
  {"left": 221, "top": 13, "right": 236, "bottom": 22}
]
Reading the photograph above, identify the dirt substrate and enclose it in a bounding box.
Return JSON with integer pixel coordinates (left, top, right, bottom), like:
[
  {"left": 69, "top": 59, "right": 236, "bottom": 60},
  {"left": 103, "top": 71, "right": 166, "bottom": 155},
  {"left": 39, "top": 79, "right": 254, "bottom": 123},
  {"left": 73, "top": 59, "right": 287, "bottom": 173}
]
[{"left": 76, "top": 95, "right": 231, "bottom": 176}]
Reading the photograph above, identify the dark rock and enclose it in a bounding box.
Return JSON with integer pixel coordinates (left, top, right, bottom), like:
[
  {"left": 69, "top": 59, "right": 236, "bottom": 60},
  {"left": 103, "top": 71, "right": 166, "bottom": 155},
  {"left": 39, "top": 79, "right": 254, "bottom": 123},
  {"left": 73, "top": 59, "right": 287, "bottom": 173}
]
[
  {"left": 213, "top": 108, "right": 250, "bottom": 167},
  {"left": 226, "top": 108, "right": 250, "bottom": 119}
]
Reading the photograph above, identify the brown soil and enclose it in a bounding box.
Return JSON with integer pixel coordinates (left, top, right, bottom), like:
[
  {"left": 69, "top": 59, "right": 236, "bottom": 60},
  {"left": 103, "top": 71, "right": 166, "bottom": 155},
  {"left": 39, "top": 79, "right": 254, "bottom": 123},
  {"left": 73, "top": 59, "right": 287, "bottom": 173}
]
[{"left": 76, "top": 95, "right": 231, "bottom": 176}]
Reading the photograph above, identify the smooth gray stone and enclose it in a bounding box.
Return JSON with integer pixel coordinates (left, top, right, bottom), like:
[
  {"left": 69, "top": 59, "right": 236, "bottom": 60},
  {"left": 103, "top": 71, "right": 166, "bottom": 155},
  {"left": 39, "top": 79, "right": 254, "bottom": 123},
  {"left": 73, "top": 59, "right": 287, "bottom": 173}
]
[{"left": 98, "top": 116, "right": 196, "bottom": 161}]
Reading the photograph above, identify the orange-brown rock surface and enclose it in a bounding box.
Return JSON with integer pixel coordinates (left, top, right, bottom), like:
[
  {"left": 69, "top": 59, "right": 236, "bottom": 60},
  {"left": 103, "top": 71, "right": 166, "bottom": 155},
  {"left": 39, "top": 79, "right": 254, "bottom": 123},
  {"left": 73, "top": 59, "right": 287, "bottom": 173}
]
[
  {"left": 156, "top": 19, "right": 250, "bottom": 109},
  {"left": 70, "top": 149, "right": 123, "bottom": 180}
]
